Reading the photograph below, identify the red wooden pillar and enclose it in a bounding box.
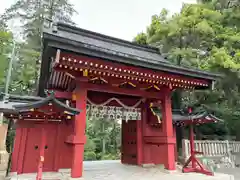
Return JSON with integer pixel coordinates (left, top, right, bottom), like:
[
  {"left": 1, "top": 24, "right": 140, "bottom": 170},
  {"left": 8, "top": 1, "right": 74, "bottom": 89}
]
[
  {"left": 36, "top": 118, "right": 48, "bottom": 180},
  {"left": 136, "top": 120, "right": 143, "bottom": 165},
  {"left": 71, "top": 87, "right": 87, "bottom": 178},
  {"left": 161, "top": 88, "right": 176, "bottom": 170}
]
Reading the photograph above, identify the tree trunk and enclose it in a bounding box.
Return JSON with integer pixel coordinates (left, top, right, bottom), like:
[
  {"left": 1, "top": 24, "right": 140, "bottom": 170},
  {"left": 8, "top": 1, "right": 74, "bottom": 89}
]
[{"left": 101, "top": 122, "right": 106, "bottom": 155}]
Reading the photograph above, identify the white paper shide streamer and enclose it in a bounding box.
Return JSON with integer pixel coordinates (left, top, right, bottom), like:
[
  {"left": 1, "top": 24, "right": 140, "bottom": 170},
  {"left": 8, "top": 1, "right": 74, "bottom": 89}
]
[{"left": 87, "top": 97, "right": 144, "bottom": 121}]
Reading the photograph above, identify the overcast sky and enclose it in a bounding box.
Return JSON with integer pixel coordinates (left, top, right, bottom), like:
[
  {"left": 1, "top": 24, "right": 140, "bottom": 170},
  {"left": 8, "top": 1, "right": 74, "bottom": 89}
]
[{"left": 1, "top": 0, "right": 196, "bottom": 41}]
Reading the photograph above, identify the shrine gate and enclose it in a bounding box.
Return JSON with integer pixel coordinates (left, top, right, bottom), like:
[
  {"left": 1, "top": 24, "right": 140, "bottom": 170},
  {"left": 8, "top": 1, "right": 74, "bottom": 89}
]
[{"left": 8, "top": 22, "right": 220, "bottom": 179}]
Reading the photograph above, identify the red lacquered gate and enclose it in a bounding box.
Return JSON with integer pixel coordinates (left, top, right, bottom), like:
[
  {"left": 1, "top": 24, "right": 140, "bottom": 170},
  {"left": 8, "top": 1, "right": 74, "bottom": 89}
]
[{"left": 121, "top": 120, "right": 138, "bottom": 165}]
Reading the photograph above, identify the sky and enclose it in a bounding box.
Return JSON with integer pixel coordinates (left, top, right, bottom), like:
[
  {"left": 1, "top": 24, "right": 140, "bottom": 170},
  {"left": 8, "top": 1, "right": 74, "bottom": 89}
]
[{"left": 1, "top": 0, "right": 196, "bottom": 41}]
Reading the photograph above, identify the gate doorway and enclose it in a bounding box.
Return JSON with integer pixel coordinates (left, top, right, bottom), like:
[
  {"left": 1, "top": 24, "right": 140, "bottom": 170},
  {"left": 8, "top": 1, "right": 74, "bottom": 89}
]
[{"left": 85, "top": 92, "right": 143, "bottom": 165}]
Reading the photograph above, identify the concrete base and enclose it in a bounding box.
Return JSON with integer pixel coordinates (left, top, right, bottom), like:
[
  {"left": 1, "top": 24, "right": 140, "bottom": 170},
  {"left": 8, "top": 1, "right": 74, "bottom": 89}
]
[
  {"left": 8, "top": 161, "right": 235, "bottom": 180},
  {"left": 67, "top": 177, "right": 84, "bottom": 180}
]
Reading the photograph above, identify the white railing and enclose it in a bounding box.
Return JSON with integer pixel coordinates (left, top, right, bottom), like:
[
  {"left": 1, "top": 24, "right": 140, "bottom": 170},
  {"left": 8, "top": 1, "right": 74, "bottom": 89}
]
[{"left": 182, "top": 139, "right": 240, "bottom": 159}]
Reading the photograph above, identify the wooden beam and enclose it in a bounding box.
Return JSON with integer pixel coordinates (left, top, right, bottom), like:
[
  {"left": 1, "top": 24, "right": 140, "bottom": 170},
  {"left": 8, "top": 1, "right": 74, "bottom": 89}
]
[
  {"left": 54, "top": 91, "right": 72, "bottom": 99},
  {"left": 76, "top": 81, "right": 162, "bottom": 99}
]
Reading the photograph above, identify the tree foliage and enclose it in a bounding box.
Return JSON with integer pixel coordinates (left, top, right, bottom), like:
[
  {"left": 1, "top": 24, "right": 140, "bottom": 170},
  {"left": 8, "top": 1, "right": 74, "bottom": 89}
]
[
  {"left": 134, "top": 0, "right": 240, "bottom": 139},
  {"left": 1, "top": 0, "right": 77, "bottom": 95}
]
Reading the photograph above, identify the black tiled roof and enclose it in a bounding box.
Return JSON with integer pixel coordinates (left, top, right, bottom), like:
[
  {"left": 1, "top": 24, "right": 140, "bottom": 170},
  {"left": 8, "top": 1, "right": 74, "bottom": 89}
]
[
  {"left": 0, "top": 93, "right": 80, "bottom": 115},
  {"left": 39, "top": 22, "right": 222, "bottom": 96},
  {"left": 13, "top": 93, "right": 80, "bottom": 115}
]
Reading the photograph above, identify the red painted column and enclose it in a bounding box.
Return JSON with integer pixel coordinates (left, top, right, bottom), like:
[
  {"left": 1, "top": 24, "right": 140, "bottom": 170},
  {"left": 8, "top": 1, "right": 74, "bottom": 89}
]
[
  {"left": 71, "top": 87, "right": 87, "bottom": 178},
  {"left": 136, "top": 120, "right": 143, "bottom": 165},
  {"left": 36, "top": 119, "right": 47, "bottom": 180},
  {"left": 161, "top": 88, "right": 176, "bottom": 170}
]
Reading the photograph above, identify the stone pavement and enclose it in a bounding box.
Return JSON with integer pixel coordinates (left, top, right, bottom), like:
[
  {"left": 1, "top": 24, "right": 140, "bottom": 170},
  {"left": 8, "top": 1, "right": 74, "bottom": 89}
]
[
  {"left": 9, "top": 160, "right": 234, "bottom": 180},
  {"left": 216, "top": 168, "right": 240, "bottom": 180}
]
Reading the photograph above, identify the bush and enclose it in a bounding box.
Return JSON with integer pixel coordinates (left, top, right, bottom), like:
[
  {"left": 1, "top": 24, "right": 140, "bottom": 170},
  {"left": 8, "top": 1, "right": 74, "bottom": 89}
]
[
  {"left": 84, "top": 151, "right": 97, "bottom": 161},
  {"left": 101, "top": 153, "right": 120, "bottom": 160}
]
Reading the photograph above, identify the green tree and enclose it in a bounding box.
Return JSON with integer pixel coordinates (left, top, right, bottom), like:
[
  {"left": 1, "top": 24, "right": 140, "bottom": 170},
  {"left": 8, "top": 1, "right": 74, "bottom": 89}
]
[
  {"left": 1, "top": 0, "right": 77, "bottom": 94},
  {"left": 134, "top": 2, "right": 240, "bottom": 140},
  {"left": 0, "top": 26, "right": 13, "bottom": 92}
]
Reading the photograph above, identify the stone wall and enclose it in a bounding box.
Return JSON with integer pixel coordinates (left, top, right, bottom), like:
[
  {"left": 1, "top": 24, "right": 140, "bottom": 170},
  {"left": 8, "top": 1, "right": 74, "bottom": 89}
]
[{"left": 0, "top": 124, "right": 9, "bottom": 180}]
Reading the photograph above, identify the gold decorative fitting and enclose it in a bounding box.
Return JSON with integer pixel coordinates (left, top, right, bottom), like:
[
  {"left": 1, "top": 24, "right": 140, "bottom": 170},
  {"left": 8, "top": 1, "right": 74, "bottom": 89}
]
[
  {"left": 83, "top": 69, "right": 88, "bottom": 77},
  {"left": 67, "top": 116, "right": 72, "bottom": 119},
  {"left": 72, "top": 94, "right": 76, "bottom": 101}
]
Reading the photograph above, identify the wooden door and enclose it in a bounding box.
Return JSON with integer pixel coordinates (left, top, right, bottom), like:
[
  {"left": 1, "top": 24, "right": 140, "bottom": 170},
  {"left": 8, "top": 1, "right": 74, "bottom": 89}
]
[
  {"left": 121, "top": 121, "right": 138, "bottom": 165},
  {"left": 22, "top": 123, "right": 58, "bottom": 173}
]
